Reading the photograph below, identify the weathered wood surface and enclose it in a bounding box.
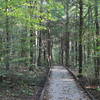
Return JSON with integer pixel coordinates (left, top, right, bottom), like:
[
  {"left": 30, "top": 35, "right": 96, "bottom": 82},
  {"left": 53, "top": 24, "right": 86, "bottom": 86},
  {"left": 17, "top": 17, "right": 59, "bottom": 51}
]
[{"left": 41, "top": 66, "right": 90, "bottom": 100}]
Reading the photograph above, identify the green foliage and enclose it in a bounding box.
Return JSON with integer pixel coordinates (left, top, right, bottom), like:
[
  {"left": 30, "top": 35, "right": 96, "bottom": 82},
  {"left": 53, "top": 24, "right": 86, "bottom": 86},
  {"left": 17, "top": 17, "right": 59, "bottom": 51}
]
[{"left": 96, "top": 88, "right": 100, "bottom": 91}]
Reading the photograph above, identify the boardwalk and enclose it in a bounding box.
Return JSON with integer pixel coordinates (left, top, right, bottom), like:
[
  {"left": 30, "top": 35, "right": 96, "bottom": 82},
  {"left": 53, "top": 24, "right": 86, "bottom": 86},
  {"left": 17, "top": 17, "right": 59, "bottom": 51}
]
[{"left": 41, "top": 66, "right": 90, "bottom": 100}]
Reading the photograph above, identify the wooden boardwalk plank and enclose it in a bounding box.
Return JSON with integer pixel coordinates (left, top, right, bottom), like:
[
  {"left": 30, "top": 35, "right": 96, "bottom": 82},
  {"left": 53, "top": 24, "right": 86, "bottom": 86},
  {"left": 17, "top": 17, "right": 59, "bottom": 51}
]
[{"left": 41, "top": 66, "right": 91, "bottom": 100}]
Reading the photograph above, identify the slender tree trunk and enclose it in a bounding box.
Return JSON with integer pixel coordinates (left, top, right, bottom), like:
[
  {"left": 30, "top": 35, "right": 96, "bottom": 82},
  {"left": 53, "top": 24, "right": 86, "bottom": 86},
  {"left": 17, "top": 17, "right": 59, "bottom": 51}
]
[
  {"left": 37, "top": 31, "right": 42, "bottom": 66},
  {"left": 87, "top": 5, "right": 91, "bottom": 59},
  {"left": 61, "top": 37, "right": 64, "bottom": 65},
  {"left": 42, "top": 31, "right": 46, "bottom": 63},
  {"left": 94, "top": 0, "right": 100, "bottom": 85},
  {"left": 29, "top": 1, "right": 35, "bottom": 70},
  {"left": 75, "top": 42, "right": 78, "bottom": 66},
  {"left": 65, "top": 0, "right": 69, "bottom": 66},
  {"left": 79, "top": 0, "right": 83, "bottom": 74},
  {"left": 37, "top": 0, "right": 43, "bottom": 66},
  {"left": 5, "top": 0, "right": 10, "bottom": 70},
  {"left": 44, "top": 49, "right": 46, "bottom": 61},
  {"left": 29, "top": 29, "right": 34, "bottom": 70},
  {"left": 21, "top": 29, "right": 27, "bottom": 58},
  {"left": 75, "top": 4, "right": 78, "bottom": 67},
  {"left": 35, "top": 31, "right": 38, "bottom": 66},
  {"left": 47, "top": 29, "right": 52, "bottom": 67}
]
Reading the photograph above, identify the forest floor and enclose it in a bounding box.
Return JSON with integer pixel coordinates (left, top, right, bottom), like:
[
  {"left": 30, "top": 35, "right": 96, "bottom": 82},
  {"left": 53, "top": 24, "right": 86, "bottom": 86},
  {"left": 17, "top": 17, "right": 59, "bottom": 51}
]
[
  {"left": 0, "top": 66, "right": 48, "bottom": 100},
  {"left": 41, "top": 66, "right": 90, "bottom": 100}
]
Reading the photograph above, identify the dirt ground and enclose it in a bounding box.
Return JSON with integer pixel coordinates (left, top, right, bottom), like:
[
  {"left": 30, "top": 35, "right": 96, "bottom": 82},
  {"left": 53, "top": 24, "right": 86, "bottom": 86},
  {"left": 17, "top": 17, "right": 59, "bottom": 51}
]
[{"left": 0, "top": 96, "right": 35, "bottom": 100}]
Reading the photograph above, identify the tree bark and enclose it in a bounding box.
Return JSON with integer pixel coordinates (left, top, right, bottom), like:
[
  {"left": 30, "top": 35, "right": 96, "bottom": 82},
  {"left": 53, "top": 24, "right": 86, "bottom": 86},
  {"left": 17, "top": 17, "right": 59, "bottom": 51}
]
[
  {"left": 65, "top": 0, "right": 69, "bottom": 66},
  {"left": 61, "top": 37, "right": 64, "bottom": 65},
  {"left": 94, "top": 0, "right": 100, "bottom": 85},
  {"left": 79, "top": 0, "right": 83, "bottom": 74},
  {"left": 37, "top": 31, "right": 42, "bottom": 66},
  {"left": 29, "top": 29, "right": 34, "bottom": 70},
  {"left": 5, "top": 0, "right": 10, "bottom": 70}
]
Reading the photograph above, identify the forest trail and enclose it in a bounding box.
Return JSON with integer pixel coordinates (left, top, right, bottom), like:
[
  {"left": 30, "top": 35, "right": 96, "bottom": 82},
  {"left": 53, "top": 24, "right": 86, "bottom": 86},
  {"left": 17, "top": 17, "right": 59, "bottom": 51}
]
[{"left": 41, "top": 66, "right": 90, "bottom": 100}]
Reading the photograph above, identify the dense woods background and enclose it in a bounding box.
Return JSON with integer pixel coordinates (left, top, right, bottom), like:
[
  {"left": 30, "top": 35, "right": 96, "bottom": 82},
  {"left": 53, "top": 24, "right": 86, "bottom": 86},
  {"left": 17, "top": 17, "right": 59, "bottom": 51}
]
[{"left": 0, "top": 0, "right": 100, "bottom": 99}]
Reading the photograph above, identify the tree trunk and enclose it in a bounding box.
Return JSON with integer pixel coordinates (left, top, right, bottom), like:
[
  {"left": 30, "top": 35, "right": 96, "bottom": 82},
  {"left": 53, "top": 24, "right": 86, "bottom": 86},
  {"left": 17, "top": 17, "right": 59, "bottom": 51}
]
[
  {"left": 5, "top": 0, "right": 10, "bottom": 70},
  {"left": 61, "top": 37, "right": 64, "bottom": 65},
  {"left": 94, "top": 0, "right": 100, "bottom": 85},
  {"left": 79, "top": 0, "right": 83, "bottom": 75},
  {"left": 47, "top": 29, "right": 52, "bottom": 67},
  {"left": 65, "top": 0, "right": 69, "bottom": 66},
  {"left": 29, "top": 30, "right": 34, "bottom": 70},
  {"left": 37, "top": 31, "right": 42, "bottom": 66},
  {"left": 75, "top": 42, "right": 78, "bottom": 67}
]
